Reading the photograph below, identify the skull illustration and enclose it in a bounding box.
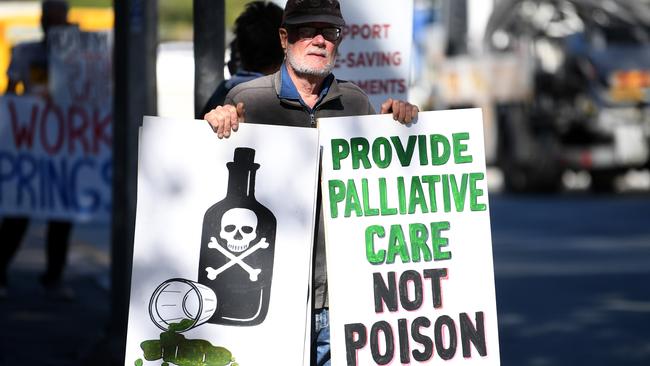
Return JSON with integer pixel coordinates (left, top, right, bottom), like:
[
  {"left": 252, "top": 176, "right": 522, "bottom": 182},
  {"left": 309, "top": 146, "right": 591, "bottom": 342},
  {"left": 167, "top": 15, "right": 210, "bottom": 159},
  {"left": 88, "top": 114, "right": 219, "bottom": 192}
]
[{"left": 220, "top": 208, "right": 258, "bottom": 252}]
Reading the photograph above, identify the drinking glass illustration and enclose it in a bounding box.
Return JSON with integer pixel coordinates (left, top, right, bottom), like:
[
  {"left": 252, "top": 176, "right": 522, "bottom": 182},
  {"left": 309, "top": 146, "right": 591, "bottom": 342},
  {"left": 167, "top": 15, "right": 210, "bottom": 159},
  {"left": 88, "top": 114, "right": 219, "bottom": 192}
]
[{"left": 149, "top": 278, "right": 217, "bottom": 332}]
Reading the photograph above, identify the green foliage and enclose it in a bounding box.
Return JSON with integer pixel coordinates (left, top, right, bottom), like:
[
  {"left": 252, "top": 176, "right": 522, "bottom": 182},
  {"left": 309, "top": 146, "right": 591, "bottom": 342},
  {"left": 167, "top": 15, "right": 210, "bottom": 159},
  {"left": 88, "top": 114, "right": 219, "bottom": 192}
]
[
  {"left": 159, "top": 0, "right": 193, "bottom": 24},
  {"left": 159, "top": 0, "right": 193, "bottom": 41},
  {"left": 67, "top": 0, "right": 112, "bottom": 7},
  {"left": 157, "top": 0, "right": 254, "bottom": 41},
  {"left": 226, "top": 0, "right": 251, "bottom": 30}
]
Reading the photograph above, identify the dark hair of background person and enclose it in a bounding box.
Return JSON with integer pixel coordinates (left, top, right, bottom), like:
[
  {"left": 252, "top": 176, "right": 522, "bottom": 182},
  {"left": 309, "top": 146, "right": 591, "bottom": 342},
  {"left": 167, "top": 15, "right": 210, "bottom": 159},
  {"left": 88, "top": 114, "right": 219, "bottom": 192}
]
[
  {"left": 198, "top": 1, "right": 284, "bottom": 118},
  {"left": 234, "top": 1, "right": 284, "bottom": 74},
  {"left": 226, "top": 38, "right": 240, "bottom": 76},
  {"left": 41, "top": 0, "right": 70, "bottom": 33}
]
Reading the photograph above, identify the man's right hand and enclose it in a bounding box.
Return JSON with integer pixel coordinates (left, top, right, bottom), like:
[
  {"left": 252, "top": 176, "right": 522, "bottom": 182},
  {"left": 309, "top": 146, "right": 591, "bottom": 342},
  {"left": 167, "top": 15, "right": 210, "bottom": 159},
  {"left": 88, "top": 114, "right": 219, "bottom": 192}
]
[{"left": 204, "top": 102, "right": 245, "bottom": 139}]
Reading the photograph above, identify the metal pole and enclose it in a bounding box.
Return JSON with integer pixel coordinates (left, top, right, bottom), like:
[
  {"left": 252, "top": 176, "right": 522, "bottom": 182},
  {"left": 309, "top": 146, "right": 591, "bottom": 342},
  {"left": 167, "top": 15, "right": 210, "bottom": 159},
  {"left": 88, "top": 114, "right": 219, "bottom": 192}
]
[
  {"left": 443, "top": 0, "right": 468, "bottom": 56},
  {"left": 112, "top": 0, "right": 157, "bottom": 361},
  {"left": 193, "top": 0, "right": 225, "bottom": 118}
]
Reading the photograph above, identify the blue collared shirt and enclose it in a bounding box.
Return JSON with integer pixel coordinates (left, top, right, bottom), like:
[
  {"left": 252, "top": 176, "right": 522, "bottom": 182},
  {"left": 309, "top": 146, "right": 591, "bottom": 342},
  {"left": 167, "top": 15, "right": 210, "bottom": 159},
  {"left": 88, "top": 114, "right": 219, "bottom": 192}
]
[{"left": 278, "top": 63, "right": 334, "bottom": 113}]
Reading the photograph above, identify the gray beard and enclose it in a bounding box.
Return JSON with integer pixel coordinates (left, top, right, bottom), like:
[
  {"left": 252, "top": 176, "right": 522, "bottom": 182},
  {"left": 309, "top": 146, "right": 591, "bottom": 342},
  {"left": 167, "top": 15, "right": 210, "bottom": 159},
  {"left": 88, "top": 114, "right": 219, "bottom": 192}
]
[{"left": 286, "top": 50, "right": 334, "bottom": 78}]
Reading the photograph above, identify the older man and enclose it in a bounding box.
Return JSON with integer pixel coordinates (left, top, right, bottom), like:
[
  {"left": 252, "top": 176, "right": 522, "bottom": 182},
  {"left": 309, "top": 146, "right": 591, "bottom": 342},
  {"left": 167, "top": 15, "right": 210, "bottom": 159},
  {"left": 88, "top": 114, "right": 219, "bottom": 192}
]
[{"left": 205, "top": 0, "right": 418, "bottom": 364}]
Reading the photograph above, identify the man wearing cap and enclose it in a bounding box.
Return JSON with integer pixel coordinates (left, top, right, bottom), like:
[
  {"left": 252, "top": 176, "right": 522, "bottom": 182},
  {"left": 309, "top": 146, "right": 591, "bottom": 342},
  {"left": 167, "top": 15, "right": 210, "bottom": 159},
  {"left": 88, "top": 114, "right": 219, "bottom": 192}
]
[{"left": 204, "top": 0, "right": 418, "bottom": 364}]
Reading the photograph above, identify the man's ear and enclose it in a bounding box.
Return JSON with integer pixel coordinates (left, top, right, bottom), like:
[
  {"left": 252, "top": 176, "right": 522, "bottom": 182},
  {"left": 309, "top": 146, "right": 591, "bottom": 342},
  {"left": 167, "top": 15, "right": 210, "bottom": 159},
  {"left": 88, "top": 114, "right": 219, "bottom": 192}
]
[{"left": 279, "top": 28, "right": 289, "bottom": 52}]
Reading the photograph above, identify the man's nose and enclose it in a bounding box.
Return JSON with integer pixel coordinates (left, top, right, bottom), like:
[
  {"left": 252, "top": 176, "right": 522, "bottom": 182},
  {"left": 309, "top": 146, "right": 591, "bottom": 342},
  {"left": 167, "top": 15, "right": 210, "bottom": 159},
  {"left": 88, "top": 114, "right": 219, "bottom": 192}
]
[{"left": 311, "top": 34, "right": 326, "bottom": 45}]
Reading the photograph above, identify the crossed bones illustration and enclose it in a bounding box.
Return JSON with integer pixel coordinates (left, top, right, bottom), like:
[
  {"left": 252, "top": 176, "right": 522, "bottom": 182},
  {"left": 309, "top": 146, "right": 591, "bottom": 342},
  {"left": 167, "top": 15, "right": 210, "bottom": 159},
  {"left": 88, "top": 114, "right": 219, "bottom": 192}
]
[{"left": 205, "top": 236, "right": 269, "bottom": 281}]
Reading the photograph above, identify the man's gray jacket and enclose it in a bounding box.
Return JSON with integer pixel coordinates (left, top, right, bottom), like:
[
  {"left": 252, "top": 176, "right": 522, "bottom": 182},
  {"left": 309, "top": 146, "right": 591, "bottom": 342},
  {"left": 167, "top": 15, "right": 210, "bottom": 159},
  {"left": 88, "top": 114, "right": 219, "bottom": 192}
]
[{"left": 224, "top": 69, "right": 375, "bottom": 309}]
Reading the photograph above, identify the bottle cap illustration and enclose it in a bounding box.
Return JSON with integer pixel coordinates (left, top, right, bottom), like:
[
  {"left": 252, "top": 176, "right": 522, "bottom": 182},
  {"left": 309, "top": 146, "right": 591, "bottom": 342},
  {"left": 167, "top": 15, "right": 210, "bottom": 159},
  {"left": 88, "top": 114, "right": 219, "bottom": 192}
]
[{"left": 228, "top": 147, "right": 260, "bottom": 170}]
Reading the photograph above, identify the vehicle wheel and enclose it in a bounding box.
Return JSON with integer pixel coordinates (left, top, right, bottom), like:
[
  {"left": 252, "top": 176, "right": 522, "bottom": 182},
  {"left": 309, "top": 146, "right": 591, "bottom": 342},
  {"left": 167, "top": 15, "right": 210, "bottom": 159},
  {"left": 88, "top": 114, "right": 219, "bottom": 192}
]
[
  {"left": 497, "top": 104, "right": 563, "bottom": 194},
  {"left": 590, "top": 171, "right": 617, "bottom": 193},
  {"left": 502, "top": 160, "right": 562, "bottom": 193}
]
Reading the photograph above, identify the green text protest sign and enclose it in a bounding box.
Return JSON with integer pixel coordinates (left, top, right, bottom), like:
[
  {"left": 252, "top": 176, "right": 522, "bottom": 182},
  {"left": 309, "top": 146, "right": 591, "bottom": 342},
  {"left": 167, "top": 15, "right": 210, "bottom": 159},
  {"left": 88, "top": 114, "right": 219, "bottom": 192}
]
[{"left": 320, "top": 109, "right": 500, "bottom": 365}]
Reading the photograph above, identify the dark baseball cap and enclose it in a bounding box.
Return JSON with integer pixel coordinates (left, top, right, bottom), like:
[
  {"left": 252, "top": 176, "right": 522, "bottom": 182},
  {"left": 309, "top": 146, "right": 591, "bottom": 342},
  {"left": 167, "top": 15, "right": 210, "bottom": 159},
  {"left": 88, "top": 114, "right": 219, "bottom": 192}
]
[{"left": 282, "top": 0, "right": 346, "bottom": 27}]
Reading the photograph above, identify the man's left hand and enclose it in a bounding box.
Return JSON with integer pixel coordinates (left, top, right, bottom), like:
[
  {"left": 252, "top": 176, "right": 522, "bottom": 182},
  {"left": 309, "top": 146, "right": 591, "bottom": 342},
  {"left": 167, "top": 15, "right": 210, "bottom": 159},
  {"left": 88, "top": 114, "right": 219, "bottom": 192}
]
[{"left": 380, "top": 98, "right": 419, "bottom": 124}]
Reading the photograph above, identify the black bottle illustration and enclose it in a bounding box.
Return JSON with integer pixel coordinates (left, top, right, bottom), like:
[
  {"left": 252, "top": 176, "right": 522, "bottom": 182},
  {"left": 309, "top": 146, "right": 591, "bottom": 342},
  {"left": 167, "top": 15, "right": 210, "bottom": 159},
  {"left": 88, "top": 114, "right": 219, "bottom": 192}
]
[{"left": 198, "top": 147, "right": 277, "bottom": 326}]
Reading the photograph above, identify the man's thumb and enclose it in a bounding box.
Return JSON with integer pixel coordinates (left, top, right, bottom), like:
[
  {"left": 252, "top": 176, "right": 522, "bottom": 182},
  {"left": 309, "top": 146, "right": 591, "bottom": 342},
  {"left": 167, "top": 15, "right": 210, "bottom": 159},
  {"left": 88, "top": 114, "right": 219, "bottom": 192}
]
[
  {"left": 236, "top": 102, "right": 246, "bottom": 122},
  {"left": 380, "top": 98, "right": 393, "bottom": 114}
]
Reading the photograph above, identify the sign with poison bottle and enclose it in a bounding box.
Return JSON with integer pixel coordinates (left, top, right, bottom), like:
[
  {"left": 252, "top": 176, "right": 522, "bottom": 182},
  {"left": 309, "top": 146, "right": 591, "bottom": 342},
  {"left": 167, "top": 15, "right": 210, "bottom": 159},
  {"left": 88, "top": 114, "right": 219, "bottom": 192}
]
[{"left": 125, "top": 116, "right": 319, "bottom": 366}]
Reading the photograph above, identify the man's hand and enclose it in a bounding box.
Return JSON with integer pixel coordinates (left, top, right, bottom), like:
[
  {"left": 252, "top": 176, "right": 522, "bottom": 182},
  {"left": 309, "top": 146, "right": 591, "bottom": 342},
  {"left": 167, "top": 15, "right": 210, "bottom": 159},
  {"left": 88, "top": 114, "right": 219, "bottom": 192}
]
[
  {"left": 380, "top": 98, "right": 419, "bottom": 124},
  {"left": 204, "top": 102, "right": 245, "bottom": 139}
]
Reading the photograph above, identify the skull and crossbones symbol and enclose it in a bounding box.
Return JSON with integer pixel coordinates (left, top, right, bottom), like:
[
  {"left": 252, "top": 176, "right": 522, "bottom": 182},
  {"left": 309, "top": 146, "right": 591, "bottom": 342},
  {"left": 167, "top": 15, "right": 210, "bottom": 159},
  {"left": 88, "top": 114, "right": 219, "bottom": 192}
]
[{"left": 205, "top": 208, "right": 269, "bottom": 282}]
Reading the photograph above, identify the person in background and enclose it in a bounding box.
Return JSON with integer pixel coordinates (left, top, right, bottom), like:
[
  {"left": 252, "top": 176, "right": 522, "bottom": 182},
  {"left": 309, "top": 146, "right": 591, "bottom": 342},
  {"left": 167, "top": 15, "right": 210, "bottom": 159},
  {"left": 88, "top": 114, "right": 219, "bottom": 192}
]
[
  {"left": 198, "top": 1, "right": 285, "bottom": 118},
  {"left": 204, "top": 1, "right": 418, "bottom": 364},
  {"left": 0, "top": 0, "right": 74, "bottom": 300}
]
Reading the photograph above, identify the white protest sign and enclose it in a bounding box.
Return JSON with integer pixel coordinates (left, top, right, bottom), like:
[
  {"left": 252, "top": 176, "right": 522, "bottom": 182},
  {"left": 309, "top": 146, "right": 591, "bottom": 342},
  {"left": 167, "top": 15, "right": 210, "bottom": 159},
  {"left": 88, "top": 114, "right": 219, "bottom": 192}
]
[
  {"left": 320, "top": 109, "right": 500, "bottom": 365},
  {"left": 48, "top": 26, "right": 113, "bottom": 107},
  {"left": 271, "top": 0, "right": 413, "bottom": 111},
  {"left": 335, "top": 0, "right": 413, "bottom": 111},
  {"left": 0, "top": 28, "right": 112, "bottom": 221},
  {"left": 125, "top": 117, "right": 320, "bottom": 366},
  {"left": 0, "top": 96, "right": 112, "bottom": 221}
]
